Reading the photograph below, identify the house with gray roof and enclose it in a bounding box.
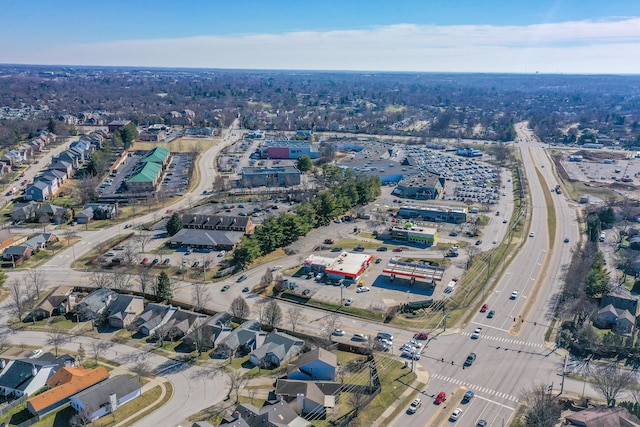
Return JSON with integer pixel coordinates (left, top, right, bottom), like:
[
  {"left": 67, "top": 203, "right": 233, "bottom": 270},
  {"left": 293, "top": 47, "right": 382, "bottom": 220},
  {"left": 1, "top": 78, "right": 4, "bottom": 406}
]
[
  {"left": 275, "top": 379, "right": 341, "bottom": 416},
  {"left": 74, "top": 288, "right": 118, "bottom": 322},
  {"left": 160, "top": 309, "right": 208, "bottom": 341},
  {"left": 183, "top": 312, "right": 232, "bottom": 351},
  {"left": 25, "top": 181, "right": 51, "bottom": 201},
  {"left": 249, "top": 330, "right": 304, "bottom": 368},
  {"left": 0, "top": 354, "right": 72, "bottom": 397},
  {"left": 221, "top": 402, "right": 311, "bottom": 427},
  {"left": 596, "top": 304, "right": 636, "bottom": 334},
  {"left": 3, "top": 245, "right": 33, "bottom": 265},
  {"left": 216, "top": 320, "right": 261, "bottom": 357},
  {"left": 70, "top": 375, "right": 142, "bottom": 422},
  {"left": 48, "top": 160, "right": 73, "bottom": 178},
  {"left": 11, "top": 201, "right": 38, "bottom": 222},
  {"left": 286, "top": 348, "right": 337, "bottom": 381},
  {"left": 24, "top": 233, "right": 58, "bottom": 250},
  {"left": 35, "top": 204, "right": 70, "bottom": 224},
  {"left": 137, "top": 304, "right": 178, "bottom": 336},
  {"left": 107, "top": 296, "right": 144, "bottom": 329},
  {"left": 26, "top": 286, "right": 77, "bottom": 322}
]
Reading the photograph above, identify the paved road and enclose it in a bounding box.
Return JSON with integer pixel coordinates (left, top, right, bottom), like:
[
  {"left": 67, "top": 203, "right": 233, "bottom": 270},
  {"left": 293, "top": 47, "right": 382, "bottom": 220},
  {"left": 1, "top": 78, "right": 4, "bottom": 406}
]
[
  {"left": 3, "top": 121, "right": 588, "bottom": 426},
  {"left": 388, "top": 122, "right": 583, "bottom": 427},
  {"left": 0, "top": 328, "right": 229, "bottom": 427}
]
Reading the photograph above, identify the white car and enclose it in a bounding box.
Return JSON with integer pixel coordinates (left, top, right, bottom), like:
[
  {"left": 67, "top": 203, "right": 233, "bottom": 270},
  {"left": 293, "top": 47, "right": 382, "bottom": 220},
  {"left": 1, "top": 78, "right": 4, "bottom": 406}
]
[
  {"left": 356, "top": 286, "right": 370, "bottom": 293},
  {"left": 450, "top": 408, "right": 462, "bottom": 421},
  {"left": 400, "top": 343, "right": 417, "bottom": 352},
  {"left": 345, "top": 298, "right": 353, "bottom": 306},
  {"left": 408, "top": 339, "right": 422, "bottom": 348},
  {"left": 271, "top": 265, "right": 282, "bottom": 271},
  {"left": 529, "top": 231, "right": 535, "bottom": 237},
  {"left": 408, "top": 398, "right": 421, "bottom": 413},
  {"left": 471, "top": 327, "right": 483, "bottom": 339},
  {"left": 511, "top": 290, "right": 519, "bottom": 299},
  {"left": 333, "top": 328, "right": 345, "bottom": 336}
]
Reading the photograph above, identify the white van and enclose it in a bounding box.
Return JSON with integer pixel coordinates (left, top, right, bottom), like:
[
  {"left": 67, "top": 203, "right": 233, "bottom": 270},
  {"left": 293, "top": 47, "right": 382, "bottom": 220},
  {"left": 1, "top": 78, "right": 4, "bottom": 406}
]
[{"left": 599, "top": 232, "right": 606, "bottom": 242}]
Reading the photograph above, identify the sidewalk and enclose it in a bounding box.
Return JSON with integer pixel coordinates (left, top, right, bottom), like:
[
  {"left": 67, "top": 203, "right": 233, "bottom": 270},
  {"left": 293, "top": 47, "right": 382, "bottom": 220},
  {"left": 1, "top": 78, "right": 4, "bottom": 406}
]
[
  {"left": 113, "top": 376, "right": 170, "bottom": 427},
  {"left": 372, "top": 364, "right": 430, "bottom": 427}
]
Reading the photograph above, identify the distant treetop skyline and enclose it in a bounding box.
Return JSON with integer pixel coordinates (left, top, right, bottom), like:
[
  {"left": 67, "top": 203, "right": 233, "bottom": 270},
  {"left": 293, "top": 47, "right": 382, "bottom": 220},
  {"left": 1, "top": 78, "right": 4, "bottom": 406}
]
[{"left": 1, "top": 0, "right": 640, "bottom": 74}]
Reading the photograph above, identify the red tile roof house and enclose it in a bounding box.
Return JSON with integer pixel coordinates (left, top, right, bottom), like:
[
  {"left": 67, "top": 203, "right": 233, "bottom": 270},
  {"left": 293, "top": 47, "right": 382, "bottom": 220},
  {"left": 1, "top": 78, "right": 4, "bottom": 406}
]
[{"left": 26, "top": 366, "right": 109, "bottom": 417}]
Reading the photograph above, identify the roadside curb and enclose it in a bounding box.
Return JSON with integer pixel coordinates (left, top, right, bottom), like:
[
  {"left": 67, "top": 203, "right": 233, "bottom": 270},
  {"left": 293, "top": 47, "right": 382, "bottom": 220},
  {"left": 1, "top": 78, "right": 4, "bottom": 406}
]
[
  {"left": 371, "top": 366, "right": 429, "bottom": 427},
  {"left": 112, "top": 377, "right": 170, "bottom": 427}
]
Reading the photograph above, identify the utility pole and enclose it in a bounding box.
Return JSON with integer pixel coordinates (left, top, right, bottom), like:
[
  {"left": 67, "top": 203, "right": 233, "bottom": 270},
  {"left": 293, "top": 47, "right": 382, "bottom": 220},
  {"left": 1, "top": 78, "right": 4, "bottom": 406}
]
[{"left": 560, "top": 354, "right": 568, "bottom": 395}]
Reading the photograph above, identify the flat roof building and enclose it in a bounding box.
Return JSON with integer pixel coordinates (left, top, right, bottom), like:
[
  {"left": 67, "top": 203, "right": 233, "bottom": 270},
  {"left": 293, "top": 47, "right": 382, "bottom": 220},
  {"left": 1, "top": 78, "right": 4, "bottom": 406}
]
[
  {"left": 390, "top": 225, "right": 438, "bottom": 246},
  {"left": 393, "top": 173, "right": 445, "bottom": 200},
  {"left": 304, "top": 252, "right": 373, "bottom": 282},
  {"left": 398, "top": 204, "right": 467, "bottom": 224},
  {"left": 240, "top": 166, "right": 301, "bottom": 188}
]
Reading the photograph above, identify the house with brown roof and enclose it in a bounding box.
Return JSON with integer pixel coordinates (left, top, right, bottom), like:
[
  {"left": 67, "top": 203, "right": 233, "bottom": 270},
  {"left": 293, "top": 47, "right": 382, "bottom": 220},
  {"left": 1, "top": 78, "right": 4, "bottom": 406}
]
[
  {"left": 565, "top": 406, "right": 640, "bottom": 426},
  {"left": 0, "top": 230, "right": 14, "bottom": 251},
  {"left": 107, "top": 295, "right": 144, "bottom": 329},
  {"left": 160, "top": 309, "right": 208, "bottom": 341},
  {"left": 26, "top": 366, "right": 109, "bottom": 416},
  {"left": 25, "top": 286, "right": 77, "bottom": 322},
  {"left": 274, "top": 379, "right": 341, "bottom": 417}
]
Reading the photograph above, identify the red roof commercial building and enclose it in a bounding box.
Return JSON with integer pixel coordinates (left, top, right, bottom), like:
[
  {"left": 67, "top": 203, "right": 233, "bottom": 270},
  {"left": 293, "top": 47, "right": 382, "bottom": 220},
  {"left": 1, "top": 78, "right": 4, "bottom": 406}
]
[{"left": 304, "top": 252, "right": 373, "bottom": 283}]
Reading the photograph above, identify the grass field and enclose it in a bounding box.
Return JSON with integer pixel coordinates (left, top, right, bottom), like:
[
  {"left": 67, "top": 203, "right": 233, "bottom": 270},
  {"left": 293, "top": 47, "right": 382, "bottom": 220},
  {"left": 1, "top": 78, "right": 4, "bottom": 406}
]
[{"left": 132, "top": 137, "right": 218, "bottom": 153}]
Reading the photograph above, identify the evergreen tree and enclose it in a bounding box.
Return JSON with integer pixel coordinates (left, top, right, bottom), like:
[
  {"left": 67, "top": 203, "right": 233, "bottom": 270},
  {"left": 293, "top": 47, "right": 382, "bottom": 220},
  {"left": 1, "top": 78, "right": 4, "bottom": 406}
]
[
  {"left": 296, "top": 154, "right": 312, "bottom": 172},
  {"left": 166, "top": 213, "right": 183, "bottom": 236},
  {"left": 156, "top": 271, "right": 172, "bottom": 300}
]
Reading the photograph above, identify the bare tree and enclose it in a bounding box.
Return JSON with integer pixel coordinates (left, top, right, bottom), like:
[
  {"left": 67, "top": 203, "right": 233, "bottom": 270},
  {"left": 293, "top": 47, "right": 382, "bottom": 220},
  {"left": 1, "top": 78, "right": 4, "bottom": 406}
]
[
  {"left": 322, "top": 313, "right": 342, "bottom": 342},
  {"left": 134, "top": 231, "right": 153, "bottom": 254},
  {"left": 131, "top": 360, "right": 153, "bottom": 380},
  {"left": 136, "top": 267, "right": 153, "bottom": 295},
  {"left": 89, "top": 340, "right": 113, "bottom": 365},
  {"left": 192, "top": 283, "right": 210, "bottom": 312},
  {"left": 62, "top": 229, "right": 78, "bottom": 247},
  {"left": 519, "top": 383, "right": 562, "bottom": 427},
  {"left": 188, "top": 319, "right": 212, "bottom": 355},
  {"left": 89, "top": 272, "right": 112, "bottom": 289},
  {"left": 260, "top": 300, "right": 282, "bottom": 328},
  {"left": 76, "top": 176, "right": 100, "bottom": 205},
  {"left": 464, "top": 245, "right": 480, "bottom": 270},
  {"left": 6, "top": 280, "right": 28, "bottom": 321},
  {"left": 47, "top": 327, "right": 70, "bottom": 357},
  {"left": 347, "top": 391, "right": 368, "bottom": 411},
  {"left": 592, "top": 363, "right": 635, "bottom": 406},
  {"left": 110, "top": 271, "right": 133, "bottom": 291},
  {"left": 230, "top": 296, "right": 250, "bottom": 320},
  {"left": 262, "top": 268, "right": 273, "bottom": 285},
  {"left": 122, "top": 245, "right": 139, "bottom": 265},
  {"left": 227, "top": 369, "right": 249, "bottom": 403},
  {"left": 288, "top": 306, "right": 303, "bottom": 332},
  {"left": 26, "top": 269, "right": 48, "bottom": 299},
  {"left": 69, "top": 407, "right": 92, "bottom": 427}
]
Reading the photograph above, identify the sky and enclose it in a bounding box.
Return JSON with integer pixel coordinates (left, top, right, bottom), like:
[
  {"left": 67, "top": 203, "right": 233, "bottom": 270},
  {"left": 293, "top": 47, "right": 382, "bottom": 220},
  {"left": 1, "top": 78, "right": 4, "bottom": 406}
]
[{"left": 1, "top": 0, "right": 640, "bottom": 74}]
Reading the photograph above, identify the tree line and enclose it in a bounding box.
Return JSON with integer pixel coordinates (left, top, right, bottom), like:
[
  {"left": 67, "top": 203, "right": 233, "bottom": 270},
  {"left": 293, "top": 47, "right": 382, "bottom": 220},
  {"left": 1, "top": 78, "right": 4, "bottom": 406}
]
[{"left": 233, "top": 165, "right": 380, "bottom": 269}]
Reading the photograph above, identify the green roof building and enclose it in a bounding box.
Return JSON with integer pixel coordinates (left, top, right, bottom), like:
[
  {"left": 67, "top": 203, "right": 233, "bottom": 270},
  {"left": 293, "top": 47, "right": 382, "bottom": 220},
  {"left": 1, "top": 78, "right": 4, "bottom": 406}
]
[
  {"left": 125, "top": 162, "right": 162, "bottom": 193},
  {"left": 140, "top": 147, "right": 170, "bottom": 166}
]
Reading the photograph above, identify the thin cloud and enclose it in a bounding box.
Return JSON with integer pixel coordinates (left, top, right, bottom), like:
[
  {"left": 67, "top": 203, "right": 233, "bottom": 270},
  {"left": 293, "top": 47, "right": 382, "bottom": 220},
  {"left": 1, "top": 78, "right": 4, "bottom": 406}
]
[{"left": 4, "top": 18, "right": 640, "bottom": 73}]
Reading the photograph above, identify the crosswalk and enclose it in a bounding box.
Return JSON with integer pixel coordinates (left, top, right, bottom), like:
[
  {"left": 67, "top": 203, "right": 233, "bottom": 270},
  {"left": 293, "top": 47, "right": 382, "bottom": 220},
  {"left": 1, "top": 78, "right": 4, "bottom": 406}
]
[
  {"left": 460, "top": 332, "right": 544, "bottom": 348},
  {"left": 430, "top": 373, "right": 519, "bottom": 403}
]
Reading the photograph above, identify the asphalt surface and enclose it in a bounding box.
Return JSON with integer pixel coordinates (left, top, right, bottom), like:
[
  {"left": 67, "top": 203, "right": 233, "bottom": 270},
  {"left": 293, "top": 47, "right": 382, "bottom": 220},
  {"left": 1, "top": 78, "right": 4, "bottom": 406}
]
[{"left": 3, "top": 120, "right": 595, "bottom": 426}]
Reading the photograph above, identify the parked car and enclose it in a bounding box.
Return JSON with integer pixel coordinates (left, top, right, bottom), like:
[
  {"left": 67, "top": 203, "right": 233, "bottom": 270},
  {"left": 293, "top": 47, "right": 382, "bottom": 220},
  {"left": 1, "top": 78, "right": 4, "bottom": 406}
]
[
  {"left": 192, "top": 261, "right": 200, "bottom": 268},
  {"left": 324, "top": 238, "right": 335, "bottom": 244},
  {"left": 302, "top": 289, "right": 311, "bottom": 296},
  {"left": 140, "top": 257, "right": 149, "bottom": 265},
  {"left": 377, "top": 246, "right": 388, "bottom": 252},
  {"left": 106, "top": 252, "right": 115, "bottom": 257},
  {"left": 356, "top": 286, "right": 370, "bottom": 293},
  {"left": 475, "top": 240, "right": 482, "bottom": 245},
  {"left": 345, "top": 298, "right": 353, "bottom": 306},
  {"left": 392, "top": 247, "right": 403, "bottom": 252},
  {"left": 353, "top": 245, "right": 365, "bottom": 252},
  {"left": 242, "top": 287, "right": 250, "bottom": 292},
  {"left": 114, "top": 245, "right": 125, "bottom": 251},
  {"left": 448, "top": 231, "right": 458, "bottom": 236},
  {"left": 331, "top": 247, "right": 343, "bottom": 252},
  {"left": 151, "top": 258, "right": 159, "bottom": 265},
  {"left": 375, "top": 258, "right": 382, "bottom": 264},
  {"left": 162, "top": 259, "right": 170, "bottom": 265},
  {"left": 221, "top": 285, "right": 230, "bottom": 292}
]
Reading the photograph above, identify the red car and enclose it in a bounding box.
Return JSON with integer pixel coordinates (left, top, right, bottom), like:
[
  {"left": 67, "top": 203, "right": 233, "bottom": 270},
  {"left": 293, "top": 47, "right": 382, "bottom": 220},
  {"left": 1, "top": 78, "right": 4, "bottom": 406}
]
[
  {"left": 140, "top": 257, "right": 149, "bottom": 265},
  {"left": 392, "top": 247, "right": 404, "bottom": 252},
  {"left": 435, "top": 392, "right": 446, "bottom": 404},
  {"left": 480, "top": 303, "right": 488, "bottom": 312},
  {"left": 413, "top": 332, "right": 429, "bottom": 340}
]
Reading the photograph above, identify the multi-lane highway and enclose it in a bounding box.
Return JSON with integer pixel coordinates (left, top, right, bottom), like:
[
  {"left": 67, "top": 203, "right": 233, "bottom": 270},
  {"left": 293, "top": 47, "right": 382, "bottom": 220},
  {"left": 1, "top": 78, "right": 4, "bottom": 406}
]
[{"left": 2, "top": 121, "right": 590, "bottom": 426}]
